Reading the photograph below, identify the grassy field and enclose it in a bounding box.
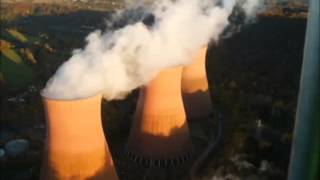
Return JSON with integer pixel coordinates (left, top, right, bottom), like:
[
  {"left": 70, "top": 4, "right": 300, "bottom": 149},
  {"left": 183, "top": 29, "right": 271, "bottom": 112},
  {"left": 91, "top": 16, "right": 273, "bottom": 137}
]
[
  {"left": 0, "top": 28, "right": 43, "bottom": 90},
  {"left": 0, "top": 45, "right": 35, "bottom": 90}
]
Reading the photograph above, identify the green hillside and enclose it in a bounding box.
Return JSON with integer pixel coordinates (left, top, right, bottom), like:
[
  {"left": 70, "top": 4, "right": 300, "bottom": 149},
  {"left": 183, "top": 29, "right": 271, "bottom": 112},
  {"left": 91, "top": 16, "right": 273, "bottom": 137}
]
[{"left": 0, "top": 48, "right": 34, "bottom": 89}]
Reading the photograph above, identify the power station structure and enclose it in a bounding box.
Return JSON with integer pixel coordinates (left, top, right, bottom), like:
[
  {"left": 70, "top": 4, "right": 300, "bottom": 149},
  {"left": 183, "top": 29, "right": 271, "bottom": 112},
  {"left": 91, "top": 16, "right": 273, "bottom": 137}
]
[
  {"left": 182, "top": 46, "right": 213, "bottom": 120},
  {"left": 40, "top": 95, "right": 119, "bottom": 180},
  {"left": 126, "top": 67, "right": 193, "bottom": 166}
]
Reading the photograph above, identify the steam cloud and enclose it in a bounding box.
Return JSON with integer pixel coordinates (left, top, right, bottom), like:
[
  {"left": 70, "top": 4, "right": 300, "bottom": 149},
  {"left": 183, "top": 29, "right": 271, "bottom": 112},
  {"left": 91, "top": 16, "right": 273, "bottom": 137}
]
[{"left": 42, "top": 0, "right": 262, "bottom": 100}]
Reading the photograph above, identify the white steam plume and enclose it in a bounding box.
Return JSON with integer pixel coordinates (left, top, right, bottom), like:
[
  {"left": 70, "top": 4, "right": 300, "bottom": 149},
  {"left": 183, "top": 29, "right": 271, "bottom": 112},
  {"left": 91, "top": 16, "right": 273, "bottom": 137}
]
[
  {"left": 242, "top": 0, "right": 265, "bottom": 18},
  {"left": 42, "top": 0, "right": 261, "bottom": 100}
]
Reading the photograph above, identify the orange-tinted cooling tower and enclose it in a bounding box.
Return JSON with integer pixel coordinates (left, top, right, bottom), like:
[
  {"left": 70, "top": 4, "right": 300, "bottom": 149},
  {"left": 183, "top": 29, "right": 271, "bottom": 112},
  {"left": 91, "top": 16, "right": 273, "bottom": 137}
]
[
  {"left": 182, "top": 46, "right": 213, "bottom": 120},
  {"left": 126, "top": 67, "right": 193, "bottom": 166},
  {"left": 40, "top": 95, "right": 119, "bottom": 180}
]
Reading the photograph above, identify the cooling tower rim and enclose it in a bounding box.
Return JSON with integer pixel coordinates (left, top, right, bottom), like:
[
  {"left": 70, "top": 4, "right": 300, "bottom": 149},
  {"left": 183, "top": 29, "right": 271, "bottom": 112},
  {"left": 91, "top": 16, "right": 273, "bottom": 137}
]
[{"left": 40, "top": 92, "right": 102, "bottom": 102}]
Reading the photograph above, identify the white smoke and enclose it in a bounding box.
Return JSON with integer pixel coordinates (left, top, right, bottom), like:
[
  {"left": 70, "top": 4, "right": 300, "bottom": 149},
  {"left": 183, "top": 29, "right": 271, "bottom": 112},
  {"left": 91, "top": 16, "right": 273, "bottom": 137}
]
[
  {"left": 42, "top": 0, "right": 262, "bottom": 100},
  {"left": 242, "top": 0, "right": 265, "bottom": 18}
]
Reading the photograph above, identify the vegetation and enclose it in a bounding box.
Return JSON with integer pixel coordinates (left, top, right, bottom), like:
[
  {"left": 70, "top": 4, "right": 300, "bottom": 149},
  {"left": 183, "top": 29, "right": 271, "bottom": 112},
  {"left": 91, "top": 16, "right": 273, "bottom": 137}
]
[
  {"left": 0, "top": 1, "right": 125, "bottom": 23},
  {"left": 7, "top": 29, "right": 28, "bottom": 43},
  {"left": 0, "top": 53, "right": 33, "bottom": 88},
  {"left": 0, "top": 27, "right": 45, "bottom": 89}
]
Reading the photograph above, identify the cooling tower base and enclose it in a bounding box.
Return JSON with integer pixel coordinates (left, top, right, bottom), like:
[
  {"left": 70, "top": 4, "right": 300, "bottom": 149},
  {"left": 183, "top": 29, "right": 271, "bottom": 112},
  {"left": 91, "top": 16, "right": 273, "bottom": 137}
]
[{"left": 124, "top": 148, "right": 193, "bottom": 167}]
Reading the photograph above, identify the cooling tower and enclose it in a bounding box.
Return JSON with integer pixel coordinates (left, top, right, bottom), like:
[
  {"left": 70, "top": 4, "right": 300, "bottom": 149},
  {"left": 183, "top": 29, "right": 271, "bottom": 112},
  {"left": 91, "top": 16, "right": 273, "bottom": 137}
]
[
  {"left": 40, "top": 95, "right": 119, "bottom": 180},
  {"left": 126, "top": 67, "right": 193, "bottom": 167},
  {"left": 182, "top": 46, "right": 213, "bottom": 120}
]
